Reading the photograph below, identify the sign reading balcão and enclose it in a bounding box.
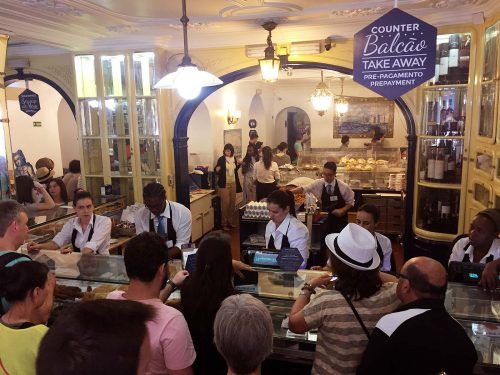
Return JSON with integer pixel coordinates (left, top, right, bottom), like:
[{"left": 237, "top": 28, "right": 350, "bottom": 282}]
[{"left": 353, "top": 8, "right": 437, "bottom": 99}]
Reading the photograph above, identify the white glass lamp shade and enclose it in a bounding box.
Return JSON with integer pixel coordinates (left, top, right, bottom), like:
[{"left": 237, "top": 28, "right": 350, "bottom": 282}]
[
  {"left": 310, "top": 82, "right": 333, "bottom": 115},
  {"left": 259, "top": 57, "right": 280, "bottom": 82},
  {"left": 335, "top": 97, "right": 349, "bottom": 115},
  {"left": 154, "top": 65, "right": 222, "bottom": 100}
]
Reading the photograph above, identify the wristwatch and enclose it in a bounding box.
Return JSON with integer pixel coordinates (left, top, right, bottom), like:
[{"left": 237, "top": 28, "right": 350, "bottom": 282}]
[{"left": 166, "top": 279, "right": 178, "bottom": 291}]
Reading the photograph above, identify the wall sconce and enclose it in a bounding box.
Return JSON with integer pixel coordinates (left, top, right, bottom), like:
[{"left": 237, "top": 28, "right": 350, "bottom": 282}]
[{"left": 227, "top": 109, "right": 241, "bottom": 125}]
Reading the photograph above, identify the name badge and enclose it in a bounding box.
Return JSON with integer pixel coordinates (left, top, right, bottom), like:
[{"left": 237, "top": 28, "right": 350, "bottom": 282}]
[
  {"left": 330, "top": 196, "right": 338, "bottom": 202},
  {"left": 166, "top": 240, "right": 174, "bottom": 248}
]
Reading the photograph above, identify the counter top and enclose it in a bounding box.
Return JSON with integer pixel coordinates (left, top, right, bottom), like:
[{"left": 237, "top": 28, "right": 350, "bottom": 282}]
[{"left": 189, "top": 189, "right": 215, "bottom": 203}]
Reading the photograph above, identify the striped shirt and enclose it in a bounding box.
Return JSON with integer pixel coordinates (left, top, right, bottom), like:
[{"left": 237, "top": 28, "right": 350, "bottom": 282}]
[{"left": 303, "top": 282, "right": 399, "bottom": 374}]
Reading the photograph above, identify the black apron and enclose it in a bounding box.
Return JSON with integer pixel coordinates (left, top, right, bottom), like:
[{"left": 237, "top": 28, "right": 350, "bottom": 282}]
[
  {"left": 461, "top": 242, "right": 494, "bottom": 263},
  {"left": 321, "top": 180, "right": 348, "bottom": 234},
  {"left": 149, "top": 202, "right": 177, "bottom": 248},
  {"left": 71, "top": 214, "right": 96, "bottom": 253},
  {"left": 267, "top": 220, "right": 291, "bottom": 249},
  {"left": 375, "top": 237, "right": 384, "bottom": 265}
]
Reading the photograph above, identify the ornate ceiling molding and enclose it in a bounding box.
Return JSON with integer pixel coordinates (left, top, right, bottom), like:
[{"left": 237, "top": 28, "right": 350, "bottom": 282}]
[
  {"left": 19, "top": 0, "right": 85, "bottom": 17},
  {"left": 331, "top": 7, "right": 387, "bottom": 17},
  {"left": 429, "top": 0, "right": 489, "bottom": 8},
  {"left": 107, "top": 25, "right": 140, "bottom": 34},
  {"left": 220, "top": 1, "right": 302, "bottom": 18}
]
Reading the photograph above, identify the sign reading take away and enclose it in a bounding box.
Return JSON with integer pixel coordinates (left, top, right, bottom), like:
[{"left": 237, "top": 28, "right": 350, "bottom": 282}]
[
  {"left": 353, "top": 8, "right": 437, "bottom": 99},
  {"left": 18, "top": 89, "right": 41, "bottom": 116}
]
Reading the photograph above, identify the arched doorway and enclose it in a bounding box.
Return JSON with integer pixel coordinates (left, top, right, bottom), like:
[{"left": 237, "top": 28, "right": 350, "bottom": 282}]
[{"left": 173, "top": 62, "right": 416, "bottom": 245}]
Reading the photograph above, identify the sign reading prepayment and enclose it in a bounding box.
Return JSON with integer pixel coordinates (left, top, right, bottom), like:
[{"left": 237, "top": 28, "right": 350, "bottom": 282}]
[{"left": 353, "top": 8, "right": 437, "bottom": 99}]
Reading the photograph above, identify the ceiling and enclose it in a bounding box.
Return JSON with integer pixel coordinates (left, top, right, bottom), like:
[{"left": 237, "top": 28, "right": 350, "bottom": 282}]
[{"left": 1, "top": 0, "right": 499, "bottom": 57}]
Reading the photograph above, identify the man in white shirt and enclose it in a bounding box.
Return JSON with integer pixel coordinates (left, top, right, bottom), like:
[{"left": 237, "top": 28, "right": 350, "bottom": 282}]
[
  {"left": 28, "top": 191, "right": 111, "bottom": 255},
  {"left": 134, "top": 182, "right": 192, "bottom": 259},
  {"left": 356, "top": 204, "right": 392, "bottom": 272},
  {"left": 449, "top": 208, "right": 500, "bottom": 264}
]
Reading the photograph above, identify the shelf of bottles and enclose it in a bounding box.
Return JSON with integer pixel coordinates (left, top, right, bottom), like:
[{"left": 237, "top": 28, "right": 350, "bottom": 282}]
[
  {"left": 480, "top": 22, "right": 499, "bottom": 141},
  {"left": 414, "top": 32, "right": 471, "bottom": 239}
]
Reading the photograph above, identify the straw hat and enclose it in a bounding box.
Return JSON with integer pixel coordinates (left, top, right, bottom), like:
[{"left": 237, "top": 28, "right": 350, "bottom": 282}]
[
  {"left": 35, "top": 167, "right": 55, "bottom": 184},
  {"left": 325, "top": 223, "right": 380, "bottom": 271},
  {"left": 35, "top": 157, "right": 54, "bottom": 171}
]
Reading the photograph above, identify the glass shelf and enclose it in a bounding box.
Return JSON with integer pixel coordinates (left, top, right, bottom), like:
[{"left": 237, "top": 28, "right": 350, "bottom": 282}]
[
  {"left": 415, "top": 185, "right": 460, "bottom": 235},
  {"left": 417, "top": 138, "right": 464, "bottom": 184}
]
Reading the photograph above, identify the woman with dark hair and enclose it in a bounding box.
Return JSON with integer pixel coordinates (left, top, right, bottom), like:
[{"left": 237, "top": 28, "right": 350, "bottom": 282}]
[
  {"left": 181, "top": 231, "right": 235, "bottom": 375},
  {"left": 15, "top": 175, "right": 55, "bottom": 211},
  {"left": 0, "top": 260, "right": 55, "bottom": 375},
  {"left": 62, "top": 159, "right": 82, "bottom": 201},
  {"left": 265, "top": 189, "right": 309, "bottom": 267},
  {"left": 215, "top": 144, "right": 242, "bottom": 231},
  {"left": 47, "top": 178, "right": 69, "bottom": 205},
  {"left": 288, "top": 224, "right": 399, "bottom": 374},
  {"left": 253, "top": 146, "right": 280, "bottom": 201},
  {"left": 241, "top": 144, "right": 257, "bottom": 204},
  {"left": 365, "top": 126, "right": 385, "bottom": 147},
  {"left": 273, "top": 142, "right": 291, "bottom": 167},
  {"left": 340, "top": 135, "right": 350, "bottom": 150}
]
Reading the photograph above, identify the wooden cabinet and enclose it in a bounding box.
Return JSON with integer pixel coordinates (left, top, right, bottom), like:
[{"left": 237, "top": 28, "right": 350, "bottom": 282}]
[
  {"left": 362, "top": 193, "right": 404, "bottom": 235},
  {"left": 190, "top": 190, "right": 215, "bottom": 242}
]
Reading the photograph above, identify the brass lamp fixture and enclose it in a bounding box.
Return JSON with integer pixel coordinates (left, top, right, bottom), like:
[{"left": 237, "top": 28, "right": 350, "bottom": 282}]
[
  {"left": 259, "top": 21, "right": 280, "bottom": 82},
  {"left": 335, "top": 77, "right": 349, "bottom": 116},
  {"left": 227, "top": 109, "right": 241, "bottom": 125},
  {"left": 153, "top": 0, "right": 222, "bottom": 99},
  {"left": 310, "top": 70, "right": 333, "bottom": 116}
]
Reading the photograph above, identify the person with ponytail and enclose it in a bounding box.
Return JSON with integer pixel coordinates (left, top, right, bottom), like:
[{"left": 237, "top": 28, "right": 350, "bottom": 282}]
[
  {"left": 265, "top": 189, "right": 310, "bottom": 268},
  {"left": 253, "top": 146, "right": 280, "bottom": 201},
  {"left": 180, "top": 231, "right": 235, "bottom": 375},
  {"left": 0, "top": 261, "right": 55, "bottom": 375}
]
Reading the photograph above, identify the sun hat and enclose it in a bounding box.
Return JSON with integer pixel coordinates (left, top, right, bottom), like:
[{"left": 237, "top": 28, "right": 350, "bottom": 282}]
[
  {"left": 35, "top": 157, "right": 55, "bottom": 171},
  {"left": 325, "top": 223, "right": 380, "bottom": 271},
  {"left": 35, "top": 167, "right": 55, "bottom": 184}
]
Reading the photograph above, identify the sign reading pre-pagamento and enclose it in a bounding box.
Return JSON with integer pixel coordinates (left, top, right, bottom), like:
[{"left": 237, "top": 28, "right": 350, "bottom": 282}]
[{"left": 353, "top": 8, "right": 437, "bottom": 100}]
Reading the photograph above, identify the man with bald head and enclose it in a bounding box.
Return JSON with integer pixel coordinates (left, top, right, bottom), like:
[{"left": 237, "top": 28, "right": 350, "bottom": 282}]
[{"left": 357, "top": 257, "right": 477, "bottom": 375}]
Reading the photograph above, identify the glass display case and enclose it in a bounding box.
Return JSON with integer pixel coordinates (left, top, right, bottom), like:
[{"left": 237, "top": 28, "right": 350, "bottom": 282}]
[
  {"left": 280, "top": 149, "right": 405, "bottom": 190},
  {"left": 414, "top": 32, "right": 472, "bottom": 241}
]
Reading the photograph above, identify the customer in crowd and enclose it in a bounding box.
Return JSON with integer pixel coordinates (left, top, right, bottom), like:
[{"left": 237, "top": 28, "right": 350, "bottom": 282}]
[
  {"left": 214, "top": 294, "right": 273, "bottom": 375},
  {"left": 0, "top": 156, "right": 10, "bottom": 200},
  {"left": 47, "top": 178, "right": 69, "bottom": 205},
  {"left": 0, "top": 261, "right": 55, "bottom": 375},
  {"left": 365, "top": 126, "right": 385, "bottom": 147},
  {"left": 0, "top": 201, "right": 30, "bottom": 260},
  {"left": 301, "top": 126, "right": 311, "bottom": 152},
  {"left": 215, "top": 144, "right": 242, "bottom": 231},
  {"left": 255, "top": 141, "right": 263, "bottom": 159},
  {"left": 254, "top": 146, "right": 280, "bottom": 201},
  {"left": 340, "top": 135, "right": 350, "bottom": 150},
  {"left": 292, "top": 133, "right": 303, "bottom": 165},
  {"left": 273, "top": 142, "right": 291, "bottom": 167},
  {"left": 449, "top": 208, "right": 500, "bottom": 264},
  {"left": 241, "top": 144, "right": 257, "bottom": 204},
  {"left": 265, "top": 189, "right": 309, "bottom": 267},
  {"left": 356, "top": 204, "right": 392, "bottom": 272},
  {"left": 36, "top": 299, "right": 154, "bottom": 375},
  {"left": 107, "top": 232, "right": 196, "bottom": 374},
  {"left": 15, "top": 175, "right": 56, "bottom": 211},
  {"left": 248, "top": 131, "right": 259, "bottom": 151},
  {"left": 28, "top": 190, "right": 111, "bottom": 255},
  {"left": 288, "top": 224, "right": 399, "bottom": 374},
  {"left": 358, "top": 257, "right": 477, "bottom": 374},
  {"left": 62, "top": 159, "right": 82, "bottom": 201},
  {"left": 35, "top": 166, "right": 55, "bottom": 187},
  {"left": 134, "top": 182, "right": 192, "bottom": 258},
  {"left": 181, "top": 231, "right": 235, "bottom": 375}
]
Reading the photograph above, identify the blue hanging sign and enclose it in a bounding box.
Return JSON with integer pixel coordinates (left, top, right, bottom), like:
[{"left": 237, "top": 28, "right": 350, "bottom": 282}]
[
  {"left": 277, "top": 247, "right": 303, "bottom": 272},
  {"left": 19, "top": 89, "right": 41, "bottom": 116},
  {"left": 353, "top": 8, "right": 437, "bottom": 99}
]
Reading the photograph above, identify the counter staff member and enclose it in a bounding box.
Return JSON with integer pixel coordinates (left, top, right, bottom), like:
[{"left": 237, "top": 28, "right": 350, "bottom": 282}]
[
  {"left": 356, "top": 204, "right": 393, "bottom": 272},
  {"left": 134, "top": 182, "right": 192, "bottom": 259},
  {"left": 28, "top": 191, "right": 111, "bottom": 255},
  {"left": 449, "top": 208, "right": 500, "bottom": 264},
  {"left": 265, "top": 189, "right": 309, "bottom": 267}
]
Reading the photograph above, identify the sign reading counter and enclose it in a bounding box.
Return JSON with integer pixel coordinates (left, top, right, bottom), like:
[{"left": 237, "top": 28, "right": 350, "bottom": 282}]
[
  {"left": 18, "top": 89, "right": 41, "bottom": 116},
  {"left": 353, "top": 8, "right": 437, "bottom": 99}
]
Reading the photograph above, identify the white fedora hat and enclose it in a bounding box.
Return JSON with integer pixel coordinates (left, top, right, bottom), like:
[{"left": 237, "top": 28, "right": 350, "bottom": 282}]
[{"left": 325, "top": 223, "right": 380, "bottom": 271}]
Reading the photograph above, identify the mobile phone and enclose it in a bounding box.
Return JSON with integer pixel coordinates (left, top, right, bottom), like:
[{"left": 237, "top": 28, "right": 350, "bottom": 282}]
[{"left": 330, "top": 276, "right": 338, "bottom": 282}]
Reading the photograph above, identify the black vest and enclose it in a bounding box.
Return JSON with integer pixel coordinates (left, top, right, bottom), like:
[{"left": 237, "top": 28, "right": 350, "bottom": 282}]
[
  {"left": 268, "top": 219, "right": 291, "bottom": 249},
  {"left": 149, "top": 202, "right": 177, "bottom": 248},
  {"left": 461, "top": 241, "right": 494, "bottom": 263},
  {"left": 71, "top": 214, "right": 96, "bottom": 253},
  {"left": 321, "top": 180, "right": 348, "bottom": 233}
]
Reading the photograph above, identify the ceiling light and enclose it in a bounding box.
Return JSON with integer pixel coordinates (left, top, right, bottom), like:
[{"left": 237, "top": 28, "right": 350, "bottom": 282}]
[
  {"left": 310, "top": 70, "right": 333, "bottom": 116},
  {"left": 259, "top": 22, "right": 280, "bottom": 82},
  {"left": 154, "top": 0, "right": 222, "bottom": 99},
  {"left": 335, "top": 77, "right": 349, "bottom": 116}
]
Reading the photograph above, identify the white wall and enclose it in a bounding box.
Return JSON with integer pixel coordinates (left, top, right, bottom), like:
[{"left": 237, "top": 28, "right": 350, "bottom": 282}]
[
  {"left": 6, "top": 80, "right": 78, "bottom": 177},
  {"left": 188, "top": 102, "right": 213, "bottom": 169}
]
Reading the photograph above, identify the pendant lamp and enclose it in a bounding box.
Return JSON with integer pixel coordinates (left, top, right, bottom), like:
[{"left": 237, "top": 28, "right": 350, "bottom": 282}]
[
  {"left": 259, "top": 22, "right": 280, "bottom": 82},
  {"left": 310, "top": 70, "right": 333, "bottom": 116},
  {"left": 154, "top": 0, "right": 222, "bottom": 99},
  {"left": 335, "top": 77, "right": 349, "bottom": 116}
]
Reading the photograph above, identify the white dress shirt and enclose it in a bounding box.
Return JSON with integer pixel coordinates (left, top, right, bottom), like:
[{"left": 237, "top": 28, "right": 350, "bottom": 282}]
[
  {"left": 253, "top": 161, "right": 280, "bottom": 183},
  {"left": 302, "top": 178, "right": 355, "bottom": 206},
  {"left": 134, "top": 201, "right": 192, "bottom": 249},
  {"left": 53, "top": 214, "right": 111, "bottom": 255},
  {"left": 265, "top": 214, "right": 310, "bottom": 264},
  {"left": 375, "top": 232, "right": 393, "bottom": 272},
  {"left": 449, "top": 237, "right": 500, "bottom": 264}
]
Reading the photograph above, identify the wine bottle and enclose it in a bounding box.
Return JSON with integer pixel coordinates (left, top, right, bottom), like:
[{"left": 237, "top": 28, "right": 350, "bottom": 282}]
[
  {"left": 427, "top": 146, "right": 436, "bottom": 181},
  {"left": 434, "top": 148, "right": 445, "bottom": 181},
  {"left": 434, "top": 46, "right": 441, "bottom": 85},
  {"left": 448, "top": 34, "right": 460, "bottom": 82},
  {"left": 459, "top": 35, "right": 470, "bottom": 83},
  {"left": 447, "top": 147, "right": 456, "bottom": 182},
  {"left": 439, "top": 43, "right": 449, "bottom": 84}
]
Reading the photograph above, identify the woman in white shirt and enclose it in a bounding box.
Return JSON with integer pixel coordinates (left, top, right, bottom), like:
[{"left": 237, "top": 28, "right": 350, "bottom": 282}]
[
  {"left": 265, "top": 189, "right": 309, "bottom": 267},
  {"left": 253, "top": 146, "right": 280, "bottom": 202}
]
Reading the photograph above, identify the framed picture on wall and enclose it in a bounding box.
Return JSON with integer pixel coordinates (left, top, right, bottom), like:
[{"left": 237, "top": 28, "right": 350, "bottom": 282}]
[
  {"left": 332, "top": 97, "right": 394, "bottom": 138},
  {"left": 223, "top": 129, "right": 243, "bottom": 158}
]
